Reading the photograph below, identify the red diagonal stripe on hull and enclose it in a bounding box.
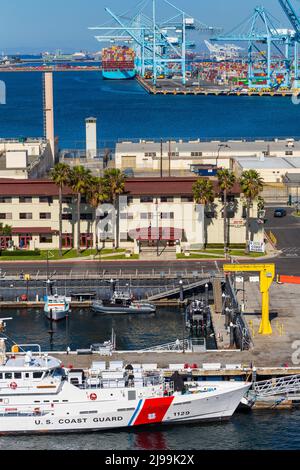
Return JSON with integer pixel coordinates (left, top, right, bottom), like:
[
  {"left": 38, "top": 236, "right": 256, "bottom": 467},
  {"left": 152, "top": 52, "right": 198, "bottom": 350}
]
[{"left": 134, "top": 396, "right": 174, "bottom": 426}]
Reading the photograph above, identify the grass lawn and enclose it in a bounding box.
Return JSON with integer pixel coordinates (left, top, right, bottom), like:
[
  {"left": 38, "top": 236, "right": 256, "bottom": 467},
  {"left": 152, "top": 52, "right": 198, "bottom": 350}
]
[
  {"left": 99, "top": 254, "right": 140, "bottom": 260},
  {"left": 179, "top": 249, "right": 266, "bottom": 259}
]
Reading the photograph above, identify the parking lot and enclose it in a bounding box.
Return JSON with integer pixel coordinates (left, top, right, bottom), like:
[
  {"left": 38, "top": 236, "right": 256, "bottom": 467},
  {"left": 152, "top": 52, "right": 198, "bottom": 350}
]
[{"left": 265, "top": 207, "right": 300, "bottom": 256}]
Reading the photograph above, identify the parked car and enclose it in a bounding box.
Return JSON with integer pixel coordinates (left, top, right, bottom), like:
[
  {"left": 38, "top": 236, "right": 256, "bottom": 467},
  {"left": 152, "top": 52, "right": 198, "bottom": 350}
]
[{"left": 274, "top": 208, "right": 287, "bottom": 217}]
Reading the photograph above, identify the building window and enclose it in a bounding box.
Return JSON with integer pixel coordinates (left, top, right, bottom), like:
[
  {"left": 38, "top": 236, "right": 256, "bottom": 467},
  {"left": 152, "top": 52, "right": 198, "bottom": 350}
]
[
  {"left": 285, "top": 151, "right": 293, "bottom": 156},
  {"left": 160, "top": 212, "right": 174, "bottom": 219},
  {"left": 160, "top": 197, "right": 174, "bottom": 203},
  {"left": 62, "top": 196, "right": 73, "bottom": 204},
  {"left": 141, "top": 213, "right": 152, "bottom": 220},
  {"left": 181, "top": 197, "right": 193, "bottom": 203},
  {"left": 40, "top": 213, "right": 51, "bottom": 220},
  {"left": 39, "top": 234, "right": 53, "bottom": 244},
  {"left": 191, "top": 152, "right": 203, "bottom": 157},
  {"left": 80, "top": 213, "right": 93, "bottom": 221},
  {"left": 145, "top": 152, "right": 157, "bottom": 157},
  {"left": 171, "top": 152, "right": 179, "bottom": 157},
  {"left": 62, "top": 213, "right": 72, "bottom": 221},
  {"left": 140, "top": 196, "right": 153, "bottom": 203},
  {"left": 19, "top": 213, "right": 32, "bottom": 220},
  {"left": 120, "top": 213, "right": 134, "bottom": 220},
  {"left": 0, "top": 213, "right": 12, "bottom": 220},
  {"left": 81, "top": 197, "right": 87, "bottom": 204},
  {"left": 39, "top": 196, "right": 53, "bottom": 204},
  {"left": 0, "top": 197, "right": 12, "bottom": 203},
  {"left": 127, "top": 196, "right": 133, "bottom": 205},
  {"left": 19, "top": 197, "right": 32, "bottom": 203}
]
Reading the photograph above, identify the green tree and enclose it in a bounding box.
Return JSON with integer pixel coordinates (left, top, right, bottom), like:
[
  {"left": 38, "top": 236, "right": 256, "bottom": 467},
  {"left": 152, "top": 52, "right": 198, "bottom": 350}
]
[
  {"left": 69, "top": 166, "right": 92, "bottom": 254},
  {"left": 240, "top": 170, "right": 264, "bottom": 251},
  {"left": 192, "top": 178, "right": 215, "bottom": 246},
  {"left": 102, "top": 169, "right": 126, "bottom": 249},
  {"left": 50, "top": 163, "right": 72, "bottom": 256},
  {"left": 86, "top": 176, "right": 107, "bottom": 252},
  {"left": 0, "top": 223, "right": 12, "bottom": 236},
  {"left": 217, "top": 169, "right": 236, "bottom": 256}
]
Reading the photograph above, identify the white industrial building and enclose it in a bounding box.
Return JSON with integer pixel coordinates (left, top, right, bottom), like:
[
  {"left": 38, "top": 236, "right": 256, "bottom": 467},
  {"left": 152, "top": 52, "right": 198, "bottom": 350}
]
[
  {"left": 115, "top": 138, "right": 300, "bottom": 174},
  {"left": 0, "top": 139, "right": 54, "bottom": 179},
  {"left": 234, "top": 157, "right": 300, "bottom": 183}
]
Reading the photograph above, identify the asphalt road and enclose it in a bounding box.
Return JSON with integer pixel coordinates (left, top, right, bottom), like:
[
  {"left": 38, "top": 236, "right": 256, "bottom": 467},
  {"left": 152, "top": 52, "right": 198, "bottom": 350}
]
[
  {"left": 265, "top": 206, "right": 300, "bottom": 259},
  {"left": 1, "top": 258, "right": 299, "bottom": 277}
]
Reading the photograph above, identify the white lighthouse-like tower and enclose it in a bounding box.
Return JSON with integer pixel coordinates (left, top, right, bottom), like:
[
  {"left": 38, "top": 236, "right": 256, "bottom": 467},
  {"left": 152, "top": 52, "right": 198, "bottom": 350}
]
[{"left": 86, "top": 117, "right": 97, "bottom": 159}]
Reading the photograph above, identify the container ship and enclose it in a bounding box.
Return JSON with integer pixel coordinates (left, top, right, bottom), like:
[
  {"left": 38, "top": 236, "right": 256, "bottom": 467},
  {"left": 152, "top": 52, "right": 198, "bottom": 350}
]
[{"left": 101, "top": 46, "right": 136, "bottom": 80}]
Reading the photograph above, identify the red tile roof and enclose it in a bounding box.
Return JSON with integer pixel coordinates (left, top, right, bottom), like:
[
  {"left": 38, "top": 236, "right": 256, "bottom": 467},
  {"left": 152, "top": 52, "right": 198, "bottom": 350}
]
[
  {"left": 124, "top": 177, "right": 241, "bottom": 196},
  {"left": 0, "top": 177, "right": 242, "bottom": 197},
  {"left": 0, "top": 179, "right": 72, "bottom": 196},
  {"left": 12, "top": 227, "right": 57, "bottom": 234}
]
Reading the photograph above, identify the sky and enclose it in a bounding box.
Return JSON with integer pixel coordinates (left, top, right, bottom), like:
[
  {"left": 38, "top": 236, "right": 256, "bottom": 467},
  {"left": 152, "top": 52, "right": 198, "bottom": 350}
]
[{"left": 0, "top": 0, "right": 293, "bottom": 54}]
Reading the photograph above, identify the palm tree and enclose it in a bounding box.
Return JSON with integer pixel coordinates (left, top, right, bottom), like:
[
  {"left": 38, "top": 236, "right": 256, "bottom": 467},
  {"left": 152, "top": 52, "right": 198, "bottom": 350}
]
[
  {"left": 240, "top": 170, "right": 264, "bottom": 252},
  {"left": 217, "top": 169, "right": 236, "bottom": 256},
  {"left": 69, "top": 166, "right": 92, "bottom": 254},
  {"left": 102, "top": 169, "right": 126, "bottom": 249},
  {"left": 192, "top": 179, "right": 215, "bottom": 246},
  {"left": 86, "top": 176, "right": 106, "bottom": 252},
  {"left": 50, "top": 163, "right": 72, "bottom": 256}
]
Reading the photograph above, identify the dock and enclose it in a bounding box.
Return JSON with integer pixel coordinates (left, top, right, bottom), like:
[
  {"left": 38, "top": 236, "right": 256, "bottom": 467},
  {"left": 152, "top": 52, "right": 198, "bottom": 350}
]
[{"left": 136, "top": 75, "right": 300, "bottom": 97}]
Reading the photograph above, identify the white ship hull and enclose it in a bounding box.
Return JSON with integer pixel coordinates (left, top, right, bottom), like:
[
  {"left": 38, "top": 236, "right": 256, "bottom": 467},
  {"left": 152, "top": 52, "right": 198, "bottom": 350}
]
[{"left": 0, "top": 381, "right": 250, "bottom": 434}]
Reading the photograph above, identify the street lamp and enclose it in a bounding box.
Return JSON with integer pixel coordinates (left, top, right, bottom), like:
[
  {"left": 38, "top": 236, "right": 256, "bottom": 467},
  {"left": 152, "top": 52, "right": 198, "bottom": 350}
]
[{"left": 216, "top": 144, "right": 230, "bottom": 168}]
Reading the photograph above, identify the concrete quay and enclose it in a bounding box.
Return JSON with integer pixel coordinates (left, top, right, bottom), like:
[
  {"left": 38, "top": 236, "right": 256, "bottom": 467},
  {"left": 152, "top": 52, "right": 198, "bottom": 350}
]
[{"left": 136, "top": 75, "right": 299, "bottom": 97}]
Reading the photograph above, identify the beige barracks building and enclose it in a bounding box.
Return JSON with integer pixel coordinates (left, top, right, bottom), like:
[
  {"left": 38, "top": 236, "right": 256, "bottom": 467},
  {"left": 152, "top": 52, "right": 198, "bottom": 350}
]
[{"left": 0, "top": 177, "right": 264, "bottom": 252}]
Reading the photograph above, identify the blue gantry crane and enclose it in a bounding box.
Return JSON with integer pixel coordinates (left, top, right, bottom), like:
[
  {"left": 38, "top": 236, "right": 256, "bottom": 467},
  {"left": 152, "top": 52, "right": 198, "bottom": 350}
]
[
  {"left": 89, "top": 0, "right": 220, "bottom": 86},
  {"left": 213, "top": 5, "right": 296, "bottom": 90},
  {"left": 278, "top": 0, "right": 300, "bottom": 87}
]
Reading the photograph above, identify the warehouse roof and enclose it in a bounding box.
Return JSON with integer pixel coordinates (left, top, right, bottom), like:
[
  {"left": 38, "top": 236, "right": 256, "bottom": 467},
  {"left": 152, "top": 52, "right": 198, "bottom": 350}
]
[{"left": 116, "top": 138, "right": 300, "bottom": 155}]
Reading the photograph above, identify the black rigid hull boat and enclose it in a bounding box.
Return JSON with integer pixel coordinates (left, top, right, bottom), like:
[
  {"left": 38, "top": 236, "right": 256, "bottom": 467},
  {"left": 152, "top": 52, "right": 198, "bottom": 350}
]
[{"left": 92, "top": 290, "right": 156, "bottom": 315}]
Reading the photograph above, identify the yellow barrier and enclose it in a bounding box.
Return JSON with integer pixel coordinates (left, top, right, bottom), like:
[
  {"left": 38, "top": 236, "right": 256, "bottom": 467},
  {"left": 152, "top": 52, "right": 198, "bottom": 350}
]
[{"left": 268, "top": 231, "right": 277, "bottom": 247}]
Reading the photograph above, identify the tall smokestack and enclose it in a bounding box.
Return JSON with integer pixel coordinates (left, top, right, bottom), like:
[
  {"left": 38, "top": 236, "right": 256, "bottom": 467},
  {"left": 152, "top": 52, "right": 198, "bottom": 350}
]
[
  {"left": 86, "top": 117, "right": 97, "bottom": 159},
  {"left": 43, "top": 72, "right": 55, "bottom": 162}
]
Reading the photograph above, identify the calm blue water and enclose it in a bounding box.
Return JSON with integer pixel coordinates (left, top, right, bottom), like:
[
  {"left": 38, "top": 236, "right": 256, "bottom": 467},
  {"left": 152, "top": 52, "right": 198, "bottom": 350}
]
[{"left": 1, "top": 72, "right": 300, "bottom": 148}]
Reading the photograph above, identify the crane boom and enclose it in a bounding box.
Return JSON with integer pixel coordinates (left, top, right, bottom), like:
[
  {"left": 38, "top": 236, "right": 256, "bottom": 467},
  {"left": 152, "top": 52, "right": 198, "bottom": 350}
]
[{"left": 278, "top": 0, "right": 300, "bottom": 40}]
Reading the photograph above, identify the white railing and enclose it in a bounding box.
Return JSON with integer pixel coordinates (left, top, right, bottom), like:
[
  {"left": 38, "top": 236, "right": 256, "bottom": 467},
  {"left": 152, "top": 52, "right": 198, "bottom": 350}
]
[{"left": 251, "top": 374, "right": 300, "bottom": 398}]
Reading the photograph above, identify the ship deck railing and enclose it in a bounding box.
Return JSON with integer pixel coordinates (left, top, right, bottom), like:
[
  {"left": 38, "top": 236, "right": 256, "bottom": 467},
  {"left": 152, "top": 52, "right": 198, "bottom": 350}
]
[{"left": 73, "top": 375, "right": 166, "bottom": 390}]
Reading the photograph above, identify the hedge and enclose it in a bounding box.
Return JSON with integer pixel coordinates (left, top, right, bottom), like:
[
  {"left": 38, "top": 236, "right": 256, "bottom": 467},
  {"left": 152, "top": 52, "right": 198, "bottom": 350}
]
[{"left": 0, "top": 249, "right": 41, "bottom": 257}]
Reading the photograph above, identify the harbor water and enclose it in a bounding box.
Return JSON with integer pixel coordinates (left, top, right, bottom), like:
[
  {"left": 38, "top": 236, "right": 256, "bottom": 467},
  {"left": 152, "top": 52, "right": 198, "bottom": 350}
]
[
  {"left": 0, "top": 411, "right": 299, "bottom": 450},
  {"left": 1, "top": 71, "right": 300, "bottom": 147}
]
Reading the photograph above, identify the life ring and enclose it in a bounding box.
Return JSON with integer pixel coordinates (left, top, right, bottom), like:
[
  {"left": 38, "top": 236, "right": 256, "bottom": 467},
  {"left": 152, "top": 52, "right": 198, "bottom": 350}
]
[
  {"left": 9, "top": 382, "right": 17, "bottom": 390},
  {"left": 89, "top": 393, "right": 97, "bottom": 401}
]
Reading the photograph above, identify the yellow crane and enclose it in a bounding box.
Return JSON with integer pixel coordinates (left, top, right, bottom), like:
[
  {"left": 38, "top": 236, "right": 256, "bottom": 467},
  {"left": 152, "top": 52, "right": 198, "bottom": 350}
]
[{"left": 223, "top": 264, "right": 275, "bottom": 335}]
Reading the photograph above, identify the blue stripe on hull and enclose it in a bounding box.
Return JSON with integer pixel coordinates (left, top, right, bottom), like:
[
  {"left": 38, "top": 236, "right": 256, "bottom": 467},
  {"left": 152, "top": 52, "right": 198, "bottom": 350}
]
[
  {"left": 102, "top": 70, "right": 136, "bottom": 80},
  {"left": 128, "top": 399, "right": 143, "bottom": 426}
]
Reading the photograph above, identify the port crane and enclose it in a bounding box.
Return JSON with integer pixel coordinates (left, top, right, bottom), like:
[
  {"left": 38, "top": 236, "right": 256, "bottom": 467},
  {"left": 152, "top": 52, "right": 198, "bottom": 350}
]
[
  {"left": 278, "top": 0, "right": 300, "bottom": 86},
  {"left": 213, "top": 6, "right": 296, "bottom": 89},
  {"left": 223, "top": 264, "right": 275, "bottom": 336},
  {"left": 89, "top": 0, "right": 220, "bottom": 85}
]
